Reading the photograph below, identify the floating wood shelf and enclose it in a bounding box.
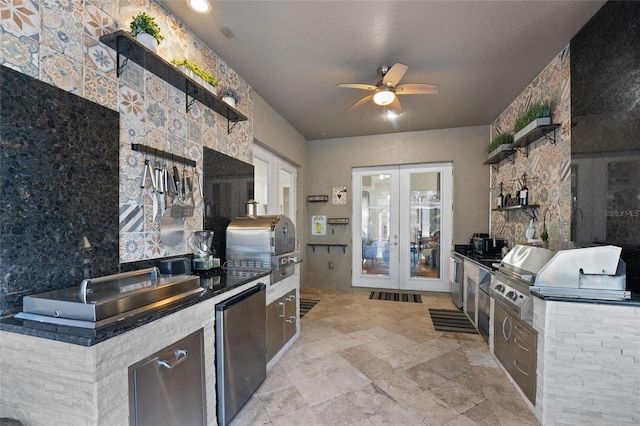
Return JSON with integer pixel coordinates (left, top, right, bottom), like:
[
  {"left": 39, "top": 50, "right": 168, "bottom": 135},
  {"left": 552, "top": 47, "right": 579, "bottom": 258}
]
[
  {"left": 492, "top": 204, "right": 539, "bottom": 221},
  {"left": 485, "top": 118, "right": 559, "bottom": 165},
  {"left": 484, "top": 144, "right": 516, "bottom": 165},
  {"left": 99, "top": 31, "right": 247, "bottom": 134}
]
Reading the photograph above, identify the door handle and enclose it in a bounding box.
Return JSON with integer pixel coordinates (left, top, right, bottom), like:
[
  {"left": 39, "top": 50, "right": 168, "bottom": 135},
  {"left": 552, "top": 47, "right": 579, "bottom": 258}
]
[
  {"left": 502, "top": 315, "right": 512, "bottom": 340},
  {"left": 157, "top": 349, "right": 188, "bottom": 369},
  {"left": 278, "top": 301, "right": 285, "bottom": 318}
]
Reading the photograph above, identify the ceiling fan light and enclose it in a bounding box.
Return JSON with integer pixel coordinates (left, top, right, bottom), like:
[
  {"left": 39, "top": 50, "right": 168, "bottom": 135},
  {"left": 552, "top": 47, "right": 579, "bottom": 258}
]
[
  {"left": 187, "top": 0, "right": 212, "bottom": 13},
  {"left": 373, "top": 88, "right": 395, "bottom": 106}
]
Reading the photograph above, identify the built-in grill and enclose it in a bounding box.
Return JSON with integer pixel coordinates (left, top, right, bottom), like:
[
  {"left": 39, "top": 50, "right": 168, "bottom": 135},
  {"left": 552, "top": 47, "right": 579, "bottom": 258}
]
[
  {"left": 226, "top": 214, "right": 300, "bottom": 283},
  {"left": 489, "top": 244, "right": 556, "bottom": 321},
  {"left": 532, "top": 245, "right": 629, "bottom": 300},
  {"left": 489, "top": 244, "right": 629, "bottom": 405},
  {"left": 15, "top": 268, "right": 203, "bottom": 329}
]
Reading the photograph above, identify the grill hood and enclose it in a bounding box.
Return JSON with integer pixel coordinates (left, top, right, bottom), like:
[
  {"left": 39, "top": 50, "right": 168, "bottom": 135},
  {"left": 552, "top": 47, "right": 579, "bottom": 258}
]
[{"left": 226, "top": 215, "right": 298, "bottom": 270}]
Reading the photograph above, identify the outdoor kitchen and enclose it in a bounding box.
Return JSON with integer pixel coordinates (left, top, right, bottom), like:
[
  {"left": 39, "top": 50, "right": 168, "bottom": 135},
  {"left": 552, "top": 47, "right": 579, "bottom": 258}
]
[{"left": 1, "top": 1, "right": 639, "bottom": 425}]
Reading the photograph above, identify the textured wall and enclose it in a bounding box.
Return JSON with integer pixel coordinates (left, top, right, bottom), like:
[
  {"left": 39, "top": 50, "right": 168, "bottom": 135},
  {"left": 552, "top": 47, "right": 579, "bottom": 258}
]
[
  {"left": 490, "top": 47, "right": 572, "bottom": 250},
  {"left": 0, "top": 0, "right": 254, "bottom": 268},
  {"left": 0, "top": 65, "right": 120, "bottom": 313},
  {"left": 570, "top": 0, "right": 640, "bottom": 292},
  {"left": 305, "top": 126, "right": 490, "bottom": 290},
  {"left": 533, "top": 298, "right": 640, "bottom": 425}
]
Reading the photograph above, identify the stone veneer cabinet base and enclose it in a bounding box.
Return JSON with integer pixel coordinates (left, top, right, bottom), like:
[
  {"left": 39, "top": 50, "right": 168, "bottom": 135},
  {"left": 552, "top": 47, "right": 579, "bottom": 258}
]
[
  {"left": 532, "top": 297, "right": 640, "bottom": 425},
  {"left": 0, "top": 276, "right": 298, "bottom": 425}
]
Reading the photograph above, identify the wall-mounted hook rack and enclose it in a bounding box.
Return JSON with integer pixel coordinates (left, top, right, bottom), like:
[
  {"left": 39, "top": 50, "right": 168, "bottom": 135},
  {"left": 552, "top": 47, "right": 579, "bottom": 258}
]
[{"left": 131, "top": 143, "right": 196, "bottom": 167}]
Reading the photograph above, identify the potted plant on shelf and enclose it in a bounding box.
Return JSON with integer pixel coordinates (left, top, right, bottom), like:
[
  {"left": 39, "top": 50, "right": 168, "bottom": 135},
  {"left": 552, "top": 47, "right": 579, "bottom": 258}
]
[
  {"left": 130, "top": 12, "right": 164, "bottom": 52},
  {"left": 487, "top": 131, "right": 514, "bottom": 158},
  {"left": 220, "top": 86, "right": 241, "bottom": 108},
  {"left": 513, "top": 101, "right": 552, "bottom": 139},
  {"left": 171, "top": 59, "right": 219, "bottom": 95}
]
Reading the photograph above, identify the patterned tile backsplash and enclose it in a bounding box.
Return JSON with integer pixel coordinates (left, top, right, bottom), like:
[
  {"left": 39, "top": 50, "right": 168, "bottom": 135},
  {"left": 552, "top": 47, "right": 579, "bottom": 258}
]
[
  {"left": 490, "top": 47, "right": 572, "bottom": 250},
  {"left": 0, "top": 0, "right": 254, "bottom": 311}
]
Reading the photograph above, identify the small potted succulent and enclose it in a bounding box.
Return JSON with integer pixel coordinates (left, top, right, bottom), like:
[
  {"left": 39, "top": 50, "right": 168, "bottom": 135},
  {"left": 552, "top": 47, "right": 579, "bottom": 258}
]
[
  {"left": 130, "top": 12, "right": 164, "bottom": 52},
  {"left": 220, "top": 86, "right": 241, "bottom": 108},
  {"left": 171, "top": 59, "right": 219, "bottom": 94}
]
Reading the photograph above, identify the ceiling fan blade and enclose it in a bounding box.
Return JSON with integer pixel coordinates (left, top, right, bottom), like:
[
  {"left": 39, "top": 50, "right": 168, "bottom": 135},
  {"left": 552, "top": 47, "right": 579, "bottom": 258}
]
[
  {"left": 346, "top": 94, "right": 374, "bottom": 112},
  {"left": 388, "top": 97, "right": 403, "bottom": 114},
  {"left": 395, "top": 83, "right": 440, "bottom": 95},
  {"left": 337, "top": 83, "right": 377, "bottom": 91},
  {"left": 383, "top": 63, "right": 408, "bottom": 87}
]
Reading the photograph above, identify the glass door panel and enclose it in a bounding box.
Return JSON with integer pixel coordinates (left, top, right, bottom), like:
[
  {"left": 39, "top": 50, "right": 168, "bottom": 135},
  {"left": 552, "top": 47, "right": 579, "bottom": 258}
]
[
  {"left": 402, "top": 170, "right": 441, "bottom": 283},
  {"left": 353, "top": 163, "right": 452, "bottom": 292},
  {"left": 352, "top": 169, "right": 399, "bottom": 289}
]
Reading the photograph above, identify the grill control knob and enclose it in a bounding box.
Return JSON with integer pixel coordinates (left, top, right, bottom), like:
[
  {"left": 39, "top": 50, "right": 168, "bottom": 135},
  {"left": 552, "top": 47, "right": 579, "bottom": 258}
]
[
  {"left": 506, "top": 290, "right": 518, "bottom": 301},
  {"left": 495, "top": 284, "right": 505, "bottom": 293}
]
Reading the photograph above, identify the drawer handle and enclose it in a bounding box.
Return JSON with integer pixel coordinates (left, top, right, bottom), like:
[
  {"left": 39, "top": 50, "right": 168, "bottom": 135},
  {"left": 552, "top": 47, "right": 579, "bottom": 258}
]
[
  {"left": 286, "top": 315, "right": 296, "bottom": 324},
  {"left": 514, "top": 337, "right": 531, "bottom": 352},
  {"left": 285, "top": 295, "right": 296, "bottom": 302},
  {"left": 513, "top": 359, "right": 530, "bottom": 377},
  {"left": 502, "top": 315, "right": 512, "bottom": 340},
  {"left": 157, "top": 349, "right": 188, "bottom": 369}
]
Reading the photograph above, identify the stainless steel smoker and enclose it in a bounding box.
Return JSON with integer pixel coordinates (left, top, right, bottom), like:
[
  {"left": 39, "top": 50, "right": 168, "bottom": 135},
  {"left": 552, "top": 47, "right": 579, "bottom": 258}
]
[{"left": 226, "top": 214, "right": 300, "bottom": 283}]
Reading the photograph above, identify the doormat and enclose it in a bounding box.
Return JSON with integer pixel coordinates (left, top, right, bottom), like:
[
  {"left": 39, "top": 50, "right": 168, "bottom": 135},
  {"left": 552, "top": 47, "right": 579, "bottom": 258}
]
[
  {"left": 300, "top": 299, "right": 320, "bottom": 318},
  {"left": 369, "top": 292, "right": 422, "bottom": 303},
  {"left": 429, "top": 309, "right": 478, "bottom": 334}
]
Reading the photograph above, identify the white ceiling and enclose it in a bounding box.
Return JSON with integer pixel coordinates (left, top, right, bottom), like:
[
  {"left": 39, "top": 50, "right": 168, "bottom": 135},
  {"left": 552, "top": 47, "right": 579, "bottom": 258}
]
[{"left": 159, "top": 0, "right": 605, "bottom": 141}]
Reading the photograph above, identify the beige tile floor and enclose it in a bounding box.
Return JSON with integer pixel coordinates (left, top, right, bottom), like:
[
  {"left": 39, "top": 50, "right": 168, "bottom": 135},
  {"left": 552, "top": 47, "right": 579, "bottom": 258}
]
[{"left": 231, "top": 289, "right": 540, "bottom": 426}]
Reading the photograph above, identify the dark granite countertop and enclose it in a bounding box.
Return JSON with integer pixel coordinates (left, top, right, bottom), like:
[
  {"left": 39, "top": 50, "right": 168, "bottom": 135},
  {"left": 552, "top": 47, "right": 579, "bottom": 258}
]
[
  {"left": 0, "top": 270, "right": 270, "bottom": 347},
  {"left": 530, "top": 290, "right": 640, "bottom": 307}
]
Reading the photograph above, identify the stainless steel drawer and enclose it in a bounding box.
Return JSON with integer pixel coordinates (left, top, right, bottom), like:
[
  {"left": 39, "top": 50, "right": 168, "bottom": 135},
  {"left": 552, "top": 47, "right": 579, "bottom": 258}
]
[{"left": 129, "top": 329, "right": 206, "bottom": 426}]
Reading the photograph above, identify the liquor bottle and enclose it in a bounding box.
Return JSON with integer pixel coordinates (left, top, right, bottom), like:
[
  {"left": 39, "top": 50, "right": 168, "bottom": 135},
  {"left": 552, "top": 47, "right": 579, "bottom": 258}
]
[
  {"left": 497, "top": 182, "right": 504, "bottom": 208},
  {"left": 520, "top": 174, "right": 528, "bottom": 206}
]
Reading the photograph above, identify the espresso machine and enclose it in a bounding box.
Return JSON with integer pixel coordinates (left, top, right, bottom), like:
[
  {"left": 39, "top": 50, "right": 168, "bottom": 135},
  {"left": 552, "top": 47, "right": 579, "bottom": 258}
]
[{"left": 192, "top": 230, "right": 220, "bottom": 271}]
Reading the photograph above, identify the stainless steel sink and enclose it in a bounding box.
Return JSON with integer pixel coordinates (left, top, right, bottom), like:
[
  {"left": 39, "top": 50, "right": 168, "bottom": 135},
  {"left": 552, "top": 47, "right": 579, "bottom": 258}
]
[{"left": 16, "top": 268, "right": 202, "bottom": 329}]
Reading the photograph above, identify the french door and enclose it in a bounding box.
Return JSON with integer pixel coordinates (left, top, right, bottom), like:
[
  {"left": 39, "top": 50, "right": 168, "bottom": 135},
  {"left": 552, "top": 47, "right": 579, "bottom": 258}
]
[{"left": 352, "top": 163, "right": 452, "bottom": 291}]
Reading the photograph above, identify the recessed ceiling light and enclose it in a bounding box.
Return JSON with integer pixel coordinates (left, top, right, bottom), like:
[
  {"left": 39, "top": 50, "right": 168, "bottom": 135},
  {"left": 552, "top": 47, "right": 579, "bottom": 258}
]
[{"left": 187, "top": 0, "right": 212, "bottom": 14}]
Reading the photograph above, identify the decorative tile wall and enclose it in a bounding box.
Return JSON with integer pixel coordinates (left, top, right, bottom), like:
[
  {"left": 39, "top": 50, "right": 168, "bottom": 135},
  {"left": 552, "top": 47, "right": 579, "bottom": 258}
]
[
  {"left": 490, "top": 47, "right": 572, "bottom": 250},
  {"left": 0, "top": 0, "right": 254, "bottom": 269}
]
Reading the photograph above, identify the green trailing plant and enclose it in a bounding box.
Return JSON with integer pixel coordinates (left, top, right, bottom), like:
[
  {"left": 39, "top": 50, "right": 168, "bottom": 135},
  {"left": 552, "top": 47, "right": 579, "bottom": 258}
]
[
  {"left": 130, "top": 12, "right": 164, "bottom": 44},
  {"left": 488, "top": 132, "right": 514, "bottom": 153},
  {"left": 513, "top": 101, "right": 552, "bottom": 134},
  {"left": 220, "top": 86, "right": 241, "bottom": 103},
  {"left": 540, "top": 209, "right": 549, "bottom": 244},
  {"left": 171, "top": 59, "right": 219, "bottom": 87}
]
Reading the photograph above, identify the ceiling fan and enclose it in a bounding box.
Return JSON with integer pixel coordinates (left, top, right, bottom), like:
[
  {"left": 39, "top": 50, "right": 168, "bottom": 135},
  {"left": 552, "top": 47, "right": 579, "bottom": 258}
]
[{"left": 337, "top": 63, "right": 439, "bottom": 115}]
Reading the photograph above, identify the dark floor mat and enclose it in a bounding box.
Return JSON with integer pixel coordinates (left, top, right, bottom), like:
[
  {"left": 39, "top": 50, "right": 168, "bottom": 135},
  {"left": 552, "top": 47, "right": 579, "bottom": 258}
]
[
  {"left": 429, "top": 309, "right": 478, "bottom": 334},
  {"left": 299, "top": 299, "right": 320, "bottom": 318},
  {"left": 369, "top": 291, "right": 422, "bottom": 303}
]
